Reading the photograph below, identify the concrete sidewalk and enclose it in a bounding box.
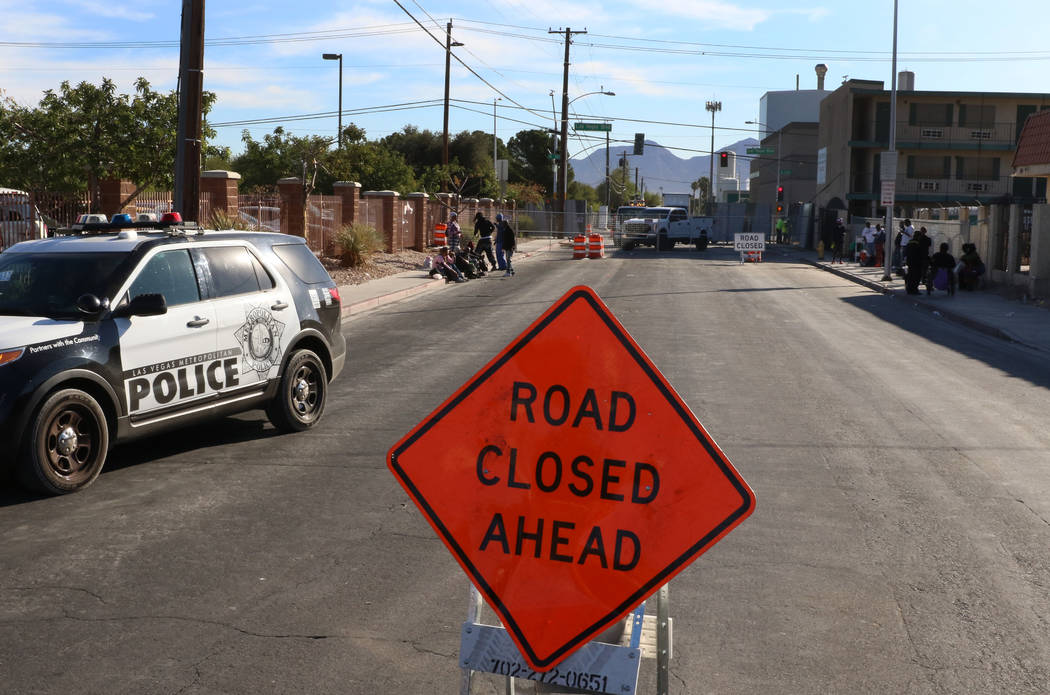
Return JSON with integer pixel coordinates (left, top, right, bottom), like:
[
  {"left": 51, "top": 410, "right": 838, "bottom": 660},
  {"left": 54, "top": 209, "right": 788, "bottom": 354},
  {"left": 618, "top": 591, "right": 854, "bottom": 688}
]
[
  {"left": 771, "top": 245, "right": 1050, "bottom": 354},
  {"left": 337, "top": 237, "right": 563, "bottom": 320}
]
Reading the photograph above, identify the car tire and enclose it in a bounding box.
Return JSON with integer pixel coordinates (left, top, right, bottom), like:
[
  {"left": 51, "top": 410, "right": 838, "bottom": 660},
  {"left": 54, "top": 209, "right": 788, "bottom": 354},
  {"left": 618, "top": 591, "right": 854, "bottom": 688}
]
[
  {"left": 266, "top": 349, "right": 328, "bottom": 432},
  {"left": 657, "top": 232, "right": 672, "bottom": 251},
  {"left": 19, "top": 388, "right": 110, "bottom": 495},
  {"left": 623, "top": 240, "right": 636, "bottom": 251}
]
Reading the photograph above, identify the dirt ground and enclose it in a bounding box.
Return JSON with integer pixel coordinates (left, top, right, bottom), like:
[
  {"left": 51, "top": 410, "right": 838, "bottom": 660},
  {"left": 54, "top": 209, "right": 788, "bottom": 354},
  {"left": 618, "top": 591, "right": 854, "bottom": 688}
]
[{"left": 321, "top": 249, "right": 432, "bottom": 286}]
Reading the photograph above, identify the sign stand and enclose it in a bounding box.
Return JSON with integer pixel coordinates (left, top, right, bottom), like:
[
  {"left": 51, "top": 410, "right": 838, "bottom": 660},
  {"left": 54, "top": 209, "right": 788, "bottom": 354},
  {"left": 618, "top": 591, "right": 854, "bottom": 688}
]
[{"left": 460, "top": 583, "right": 672, "bottom": 695}]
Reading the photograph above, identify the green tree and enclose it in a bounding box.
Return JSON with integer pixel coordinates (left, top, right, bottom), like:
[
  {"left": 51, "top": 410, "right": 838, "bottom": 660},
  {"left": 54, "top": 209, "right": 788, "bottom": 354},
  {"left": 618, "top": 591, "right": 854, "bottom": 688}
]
[
  {"left": 0, "top": 78, "right": 216, "bottom": 208},
  {"left": 596, "top": 163, "right": 639, "bottom": 209},
  {"left": 507, "top": 129, "right": 555, "bottom": 195}
]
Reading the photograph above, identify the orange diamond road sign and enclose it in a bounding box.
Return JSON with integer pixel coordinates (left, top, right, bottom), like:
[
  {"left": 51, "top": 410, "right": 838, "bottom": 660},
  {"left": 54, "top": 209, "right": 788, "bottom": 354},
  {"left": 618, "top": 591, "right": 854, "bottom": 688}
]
[{"left": 388, "top": 285, "right": 755, "bottom": 671}]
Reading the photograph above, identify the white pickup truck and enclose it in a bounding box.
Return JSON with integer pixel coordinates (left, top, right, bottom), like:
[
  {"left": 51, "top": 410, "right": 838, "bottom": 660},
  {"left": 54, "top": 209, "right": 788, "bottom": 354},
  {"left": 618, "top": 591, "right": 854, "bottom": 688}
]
[{"left": 619, "top": 206, "right": 714, "bottom": 251}]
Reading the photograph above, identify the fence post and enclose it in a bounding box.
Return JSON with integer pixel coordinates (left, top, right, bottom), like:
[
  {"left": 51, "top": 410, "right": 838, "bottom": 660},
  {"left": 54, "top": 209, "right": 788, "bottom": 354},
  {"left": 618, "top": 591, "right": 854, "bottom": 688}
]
[
  {"left": 277, "top": 177, "right": 305, "bottom": 237},
  {"left": 333, "top": 181, "right": 362, "bottom": 230},
  {"left": 99, "top": 179, "right": 137, "bottom": 218},
  {"left": 362, "top": 190, "right": 398, "bottom": 252},
  {"left": 200, "top": 171, "right": 241, "bottom": 224},
  {"left": 405, "top": 192, "right": 428, "bottom": 250}
]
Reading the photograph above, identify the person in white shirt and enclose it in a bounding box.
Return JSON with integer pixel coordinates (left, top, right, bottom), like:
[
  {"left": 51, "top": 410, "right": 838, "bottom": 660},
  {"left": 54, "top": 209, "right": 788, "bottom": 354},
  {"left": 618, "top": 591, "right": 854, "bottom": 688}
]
[{"left": 862, "top": 222, "right": 876, "bottom": 265}]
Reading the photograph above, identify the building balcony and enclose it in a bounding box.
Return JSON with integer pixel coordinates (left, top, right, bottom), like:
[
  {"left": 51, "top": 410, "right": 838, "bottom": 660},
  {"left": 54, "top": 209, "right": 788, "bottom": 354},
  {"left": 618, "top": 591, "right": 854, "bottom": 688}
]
[
  {"left": 849, "top": 122, "right": 1017, "bottom": 151},
  {"left": 847, "top": 176, "right": 1011, "bottom": 203}
]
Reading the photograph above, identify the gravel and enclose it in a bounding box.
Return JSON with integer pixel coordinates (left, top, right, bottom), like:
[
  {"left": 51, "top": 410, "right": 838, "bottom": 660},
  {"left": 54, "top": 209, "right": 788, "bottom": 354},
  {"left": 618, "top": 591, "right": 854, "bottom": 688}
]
[{"left": 321, "top": 249, "right": 433, "bottom": 287}]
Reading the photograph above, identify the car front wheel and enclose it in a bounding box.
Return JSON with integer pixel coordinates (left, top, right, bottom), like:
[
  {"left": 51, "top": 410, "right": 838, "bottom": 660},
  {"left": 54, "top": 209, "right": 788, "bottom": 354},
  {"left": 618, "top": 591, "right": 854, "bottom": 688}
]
[
  {"left": 20, "top": 388, "right": 110, "bottom": 494},
  {"left": 267, "top": 349, "right": 328, "bottom": 432}
]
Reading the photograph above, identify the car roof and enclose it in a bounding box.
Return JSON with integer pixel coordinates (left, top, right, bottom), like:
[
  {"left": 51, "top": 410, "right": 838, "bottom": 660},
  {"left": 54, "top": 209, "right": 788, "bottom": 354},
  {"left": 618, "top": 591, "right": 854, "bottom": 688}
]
[
  {"left": 3, "top": 229, "right": 305, "bottom": 255},
  {"left": 0, "top": 187, "right": 30, "bottom": 196}
]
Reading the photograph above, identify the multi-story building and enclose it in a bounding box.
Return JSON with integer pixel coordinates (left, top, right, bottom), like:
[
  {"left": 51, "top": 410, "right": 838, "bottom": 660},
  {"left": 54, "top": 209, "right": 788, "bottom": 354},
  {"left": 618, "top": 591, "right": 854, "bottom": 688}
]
[{"left": 816, "top": 74, "right": 1050, "bottom": 218}]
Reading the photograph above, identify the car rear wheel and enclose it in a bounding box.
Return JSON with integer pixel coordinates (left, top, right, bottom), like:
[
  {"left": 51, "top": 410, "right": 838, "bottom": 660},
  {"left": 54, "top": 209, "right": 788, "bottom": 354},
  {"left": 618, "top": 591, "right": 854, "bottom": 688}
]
[
  {"left": 19, "top": 389, "right": 109, "bottom": 494},
  {"left": 266, "top": 349, "right": 328, "bottom": 432}
]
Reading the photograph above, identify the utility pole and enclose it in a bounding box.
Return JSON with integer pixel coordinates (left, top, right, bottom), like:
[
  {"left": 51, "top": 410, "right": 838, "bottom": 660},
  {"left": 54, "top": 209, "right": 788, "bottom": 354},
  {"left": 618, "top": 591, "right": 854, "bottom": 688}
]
[
  {"left": 605, "top": 128, "right": 610, "bottom": 213},
  {"left": 174, "top": 0, "right": 205, "bottom": 222},
  {"left": 705, "top": 101, "right": 721, "bottom": 210},
  {"left": 442, "top": 20, "right": 463, "bottom": 191},
  {"left": 550, "top": 27, "right": 586, "bottom": 236}
]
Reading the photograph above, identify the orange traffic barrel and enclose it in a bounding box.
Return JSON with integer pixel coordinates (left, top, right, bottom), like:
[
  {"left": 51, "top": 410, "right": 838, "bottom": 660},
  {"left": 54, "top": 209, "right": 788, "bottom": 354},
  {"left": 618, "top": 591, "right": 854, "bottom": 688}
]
[
  {"left": 587, "top": 233, "right": 604, "bottom": 259},
  {"left": 572, "top": 235, "right": 587, "bottom": 259},
  {"left": 433, "top": 223, "right": 447, "bottom": 247}
]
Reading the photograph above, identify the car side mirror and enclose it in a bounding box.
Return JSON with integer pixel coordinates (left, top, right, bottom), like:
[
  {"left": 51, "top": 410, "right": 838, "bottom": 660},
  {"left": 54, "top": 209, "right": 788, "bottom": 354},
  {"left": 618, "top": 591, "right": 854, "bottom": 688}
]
[
  {"left": 111, "top": 293, "right": 167, "bottom": 318},
  {"left": 76, "top": 294, "right": 111, "bottom": 316}
]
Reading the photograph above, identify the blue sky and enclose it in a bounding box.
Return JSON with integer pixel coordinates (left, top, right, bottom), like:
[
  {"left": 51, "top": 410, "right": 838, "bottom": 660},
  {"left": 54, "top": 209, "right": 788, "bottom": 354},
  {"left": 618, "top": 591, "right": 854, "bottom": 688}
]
[{"left": 3, "top": 0, "right": 1049, "bottom": 174}]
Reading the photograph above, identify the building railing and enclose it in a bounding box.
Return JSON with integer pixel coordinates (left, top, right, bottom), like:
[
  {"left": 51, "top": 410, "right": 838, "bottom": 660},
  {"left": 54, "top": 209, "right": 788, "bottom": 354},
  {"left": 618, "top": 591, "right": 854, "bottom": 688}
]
[{"left": 852, "top": 121, "right": 1017, "bottom": 148}]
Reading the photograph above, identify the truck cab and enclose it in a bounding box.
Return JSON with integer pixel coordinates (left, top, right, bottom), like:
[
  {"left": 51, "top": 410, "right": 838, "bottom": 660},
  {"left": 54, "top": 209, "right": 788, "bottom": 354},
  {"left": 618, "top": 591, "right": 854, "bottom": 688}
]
[{"left": 621, "top": 207, "right": 714, "bottom": 251}]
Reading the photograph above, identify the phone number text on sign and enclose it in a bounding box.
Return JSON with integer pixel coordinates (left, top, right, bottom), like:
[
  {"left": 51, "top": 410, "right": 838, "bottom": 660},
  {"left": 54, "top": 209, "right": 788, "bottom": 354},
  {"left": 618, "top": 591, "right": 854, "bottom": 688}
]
[{"left": 734, "top": 233, "right": 765, "bottom": 251}]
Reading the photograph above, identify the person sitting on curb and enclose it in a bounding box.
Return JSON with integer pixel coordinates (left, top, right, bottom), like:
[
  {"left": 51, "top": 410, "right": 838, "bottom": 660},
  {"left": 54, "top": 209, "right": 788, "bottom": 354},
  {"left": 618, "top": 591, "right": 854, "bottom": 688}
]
[
  {"left": 956, "top": 243, "right": 985, "bottom": 291},
  {"left": 928, "top": 242, "right": 956, "bottom": 296},
  {"left": 428, "top": 246, "right": 467, "bottom": 283}
]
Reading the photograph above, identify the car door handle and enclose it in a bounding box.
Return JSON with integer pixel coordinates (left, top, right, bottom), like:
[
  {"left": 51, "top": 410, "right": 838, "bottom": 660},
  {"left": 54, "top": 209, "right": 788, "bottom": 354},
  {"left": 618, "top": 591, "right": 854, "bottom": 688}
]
[
  {"left": 270, "top": 301, "right": 289, "bottom": 311},
  {"left": 186, "top": 317, "right": 210, "bottom": 328}
]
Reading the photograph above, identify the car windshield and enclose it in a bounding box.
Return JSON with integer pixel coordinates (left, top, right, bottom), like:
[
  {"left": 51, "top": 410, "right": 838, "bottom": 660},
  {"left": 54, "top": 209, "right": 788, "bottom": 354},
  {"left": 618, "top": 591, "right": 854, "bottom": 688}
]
[{"left": 0, "top": 252, "right": 129, "bottom": 319}]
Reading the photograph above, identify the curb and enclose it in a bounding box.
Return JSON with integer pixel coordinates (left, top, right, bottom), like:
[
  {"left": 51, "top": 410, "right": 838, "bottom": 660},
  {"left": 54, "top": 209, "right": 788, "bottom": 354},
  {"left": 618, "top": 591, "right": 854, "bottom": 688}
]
[
  {"left": 805, "top": 257, "right": 1044, "bottom": 352},
  {"left": 340, "top": 247, "right": 551, "bottom": 320}
]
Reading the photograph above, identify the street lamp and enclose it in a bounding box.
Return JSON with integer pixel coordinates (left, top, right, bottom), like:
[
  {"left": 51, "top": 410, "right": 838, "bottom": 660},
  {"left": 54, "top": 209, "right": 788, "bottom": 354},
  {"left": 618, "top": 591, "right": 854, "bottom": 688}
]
[
  {"left": 322, "top": 53, "right": 342, "bottom": 148},
  {"left": 705, "top": 101, "right": 721, "bottom": 206},
  {"left": 747, "top": 120, "right": 782, "bottom": 229},
  {"left": 559, "top": 88, "right": 615, "bottom": 234},
  {"left": 881, "top": 0, "right": 900, "bottom": 282}
]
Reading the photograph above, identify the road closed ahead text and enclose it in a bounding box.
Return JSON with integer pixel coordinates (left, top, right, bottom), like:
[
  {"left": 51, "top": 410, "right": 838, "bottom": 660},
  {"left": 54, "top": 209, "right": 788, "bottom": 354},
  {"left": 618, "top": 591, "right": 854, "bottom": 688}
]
[{"left": 475, "top": 381, "right": 660, "bottom": 571}]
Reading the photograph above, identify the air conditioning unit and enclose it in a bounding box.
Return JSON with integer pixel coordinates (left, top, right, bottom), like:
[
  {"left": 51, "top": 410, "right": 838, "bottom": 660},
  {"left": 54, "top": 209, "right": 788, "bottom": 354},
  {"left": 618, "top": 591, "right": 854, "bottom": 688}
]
[
  {"left": 970, "top": 130, "right": 992, "bottom": 140},
  {"left": 920, "top": 128, "right": 944, "bottom": 139},
  {"left": 918, "top": 181, "right": 940, "bottom": 191},
  {"left": 967, "top": 182, "right": 989, "bottom": 192}
]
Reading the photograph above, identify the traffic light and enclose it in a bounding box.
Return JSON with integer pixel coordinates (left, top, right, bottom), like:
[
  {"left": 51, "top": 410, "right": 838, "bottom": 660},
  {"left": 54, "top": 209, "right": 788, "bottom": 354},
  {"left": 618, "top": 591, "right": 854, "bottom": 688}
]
[
  {"left": 719, "top": 151, "right": 728, "bottom": 168},
  {"left": 776, "top": 186, "right": 784, "bottom": 202},
  {"left": 776, "top": 204, "right": 784, "bottom": 214},
  {"left": 633, "top": 133, "right": 645, "bottom": 155}
]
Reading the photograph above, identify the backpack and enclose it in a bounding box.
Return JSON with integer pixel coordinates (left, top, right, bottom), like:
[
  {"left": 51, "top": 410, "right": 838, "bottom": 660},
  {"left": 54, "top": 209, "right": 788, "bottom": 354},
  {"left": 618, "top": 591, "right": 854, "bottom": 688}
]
[{"left": 895, "top": 231, "right": 903, "bottom": 246}]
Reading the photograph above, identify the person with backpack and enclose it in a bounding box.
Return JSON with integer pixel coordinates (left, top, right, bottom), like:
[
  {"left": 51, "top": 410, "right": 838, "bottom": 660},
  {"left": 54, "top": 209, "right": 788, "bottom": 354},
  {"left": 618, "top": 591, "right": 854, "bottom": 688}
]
[
  {"left": 497, "top": 214, "right": 517, "bottom": 276},
  {"left": 473, "top": 212, "right": 497, "bottom": 270}
]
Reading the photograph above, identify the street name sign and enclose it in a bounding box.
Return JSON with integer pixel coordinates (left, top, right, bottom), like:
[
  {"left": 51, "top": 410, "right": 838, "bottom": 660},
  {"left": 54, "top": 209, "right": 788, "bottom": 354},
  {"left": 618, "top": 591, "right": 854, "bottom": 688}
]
[
  {"left": 388, "top": 286, "right": 755, "bottom": 671},
  {"left": 746, "top": 147, "right": 774, "bottom": 155},
  {"left": 574, "top": 122, "right": 612, "bottom": 132}
]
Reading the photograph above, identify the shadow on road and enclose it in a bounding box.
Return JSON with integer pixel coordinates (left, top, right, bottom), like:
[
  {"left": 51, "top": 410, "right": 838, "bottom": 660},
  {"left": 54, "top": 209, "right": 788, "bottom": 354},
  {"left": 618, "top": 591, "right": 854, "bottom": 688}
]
[
  {"left": 840, "top": 293, "right": 1050, "bottom": 391},
  {"left": 0, "top": 416, "right": 280, "bottom": 506}
]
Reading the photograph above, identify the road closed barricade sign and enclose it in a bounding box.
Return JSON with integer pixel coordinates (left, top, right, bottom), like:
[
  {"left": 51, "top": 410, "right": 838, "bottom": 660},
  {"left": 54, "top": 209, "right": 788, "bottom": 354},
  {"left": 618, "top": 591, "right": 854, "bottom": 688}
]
[
  {"left": 734, "top": 232, "right": 765, "bottom": 262},
  {"left": 388, "top": 286, "right": 755, "bottom": 672}
]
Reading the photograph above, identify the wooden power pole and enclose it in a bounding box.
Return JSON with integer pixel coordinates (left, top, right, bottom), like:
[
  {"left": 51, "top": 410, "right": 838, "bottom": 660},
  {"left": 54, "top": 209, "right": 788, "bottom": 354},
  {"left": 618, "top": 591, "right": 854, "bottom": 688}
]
[{"left": 174, "top": 0, "right": 205, "bottom": 221}]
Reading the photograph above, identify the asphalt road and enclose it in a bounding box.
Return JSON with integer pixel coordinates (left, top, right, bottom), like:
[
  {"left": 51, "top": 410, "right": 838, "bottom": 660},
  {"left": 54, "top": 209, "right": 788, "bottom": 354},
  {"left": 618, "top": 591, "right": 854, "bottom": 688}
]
[{"left": 2, "top": 244, "right": 1049, "bottom": 694}]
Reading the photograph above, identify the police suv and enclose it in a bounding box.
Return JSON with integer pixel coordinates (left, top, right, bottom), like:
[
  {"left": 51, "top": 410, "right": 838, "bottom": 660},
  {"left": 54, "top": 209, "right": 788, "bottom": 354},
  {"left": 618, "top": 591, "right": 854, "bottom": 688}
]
[{"left": 0, "top": 214, "right": 346, "bottom": 494}]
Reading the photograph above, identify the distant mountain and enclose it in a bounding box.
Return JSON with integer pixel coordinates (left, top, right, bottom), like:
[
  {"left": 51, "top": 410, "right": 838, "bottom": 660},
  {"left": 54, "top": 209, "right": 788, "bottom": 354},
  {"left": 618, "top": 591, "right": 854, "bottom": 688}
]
[{"left": 570, "top": 137, "right": 759, "bottom": 192}]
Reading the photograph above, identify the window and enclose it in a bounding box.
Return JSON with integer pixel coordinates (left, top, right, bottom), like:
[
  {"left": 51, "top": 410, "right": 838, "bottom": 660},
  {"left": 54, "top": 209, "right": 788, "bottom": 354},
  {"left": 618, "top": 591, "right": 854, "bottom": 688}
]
[
  {"left": 128, "top": 250, "right": 201, "bottom": 307},
  {"left": 956, "top": 156, "right": 1001, "bottom": 181},
  {"left": 201, "top": 246, "right": 265, "bottom": 298},
  {"left": 0, "top": 252, "right": 127, "bottom": 318},
  {"left": 959, "top": 105, "right": 995, "bottom": 128},
  {"left": 909, "top": 103, "right": 953, "bottom": 127},
  {"left": 272, "top": 243, "right": 330, "bottom": 284},
  {"left": 909, "top": 156, "right": 950, "bottom": 179},
  {"left": 669, "top": 210, "right": 687, "bottom": 222}
]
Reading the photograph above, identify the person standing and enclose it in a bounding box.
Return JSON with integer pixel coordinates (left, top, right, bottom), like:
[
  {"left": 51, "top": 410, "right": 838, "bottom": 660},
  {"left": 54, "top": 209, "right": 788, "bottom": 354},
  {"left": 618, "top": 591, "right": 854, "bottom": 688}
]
[
  {"left": 861, "top": 221, "right": 876, "bottom": 265},
  {"left": 831, "top": 218, "right": 847, "bottom": 264},
  {"left": 472, "top": 212, "right": 497, "bottom": 270},
  {"left": 874, "top": 223, "right": 886, "bottom": 267},
  {"left": 497, "top": 214, "right": 517, "bottom": 276},
  {"left": 446, "top": 211, "right": 462, "bottom": 251}
]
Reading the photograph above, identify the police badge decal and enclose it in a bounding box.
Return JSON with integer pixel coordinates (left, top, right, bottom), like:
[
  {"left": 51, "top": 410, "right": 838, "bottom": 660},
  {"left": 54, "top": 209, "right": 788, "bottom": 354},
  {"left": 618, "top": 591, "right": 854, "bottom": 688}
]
[{"left": 235, "top": 306, "right": 286, "bottom": 375}]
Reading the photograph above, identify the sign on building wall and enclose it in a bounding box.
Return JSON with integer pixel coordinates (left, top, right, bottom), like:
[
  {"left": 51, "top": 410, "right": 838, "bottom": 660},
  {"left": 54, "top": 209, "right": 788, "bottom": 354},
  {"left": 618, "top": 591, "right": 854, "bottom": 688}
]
[{"left": 816, "top": 147, "right": 827, "bottom": 186}]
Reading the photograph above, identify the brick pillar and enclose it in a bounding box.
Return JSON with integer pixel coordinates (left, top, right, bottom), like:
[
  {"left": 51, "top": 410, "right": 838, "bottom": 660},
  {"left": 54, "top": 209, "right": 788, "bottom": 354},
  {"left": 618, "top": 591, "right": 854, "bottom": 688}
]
[
  {"left": 200, "top": 170, "right": 241, "bottom": 222},
  {"left": 333, "top": 181, "right": 361, "bottom": 229},
  {"left": 480, "top": 197, "right": 494, "bottom": 220},
  {"left": 100, "top": 179, "right": 136, "bottom": 217},
  {"left": 277, "top": 177, "right": 305, "bottom": 237},
  {"left": 362, "top": 190, "right": 398, "bottom": 252},
  {"left": 405, "top": 193, "right": 428, "bottom": 250}
]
